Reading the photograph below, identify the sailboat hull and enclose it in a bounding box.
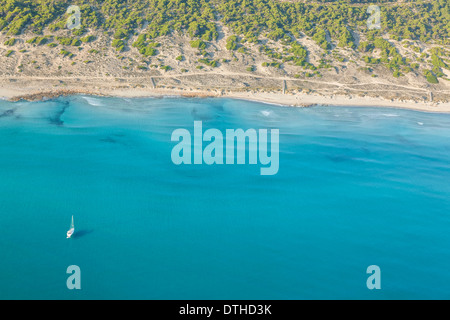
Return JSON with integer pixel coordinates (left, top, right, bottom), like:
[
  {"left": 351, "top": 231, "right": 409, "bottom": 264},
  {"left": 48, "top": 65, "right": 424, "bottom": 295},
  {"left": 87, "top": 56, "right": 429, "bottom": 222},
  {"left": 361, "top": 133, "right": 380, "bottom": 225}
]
[
  {"left": 67, "top": 228, "right": 74, "bottom": 239},
  {"left": 67, "top": 216, "right": 75, "bottom": 238}
]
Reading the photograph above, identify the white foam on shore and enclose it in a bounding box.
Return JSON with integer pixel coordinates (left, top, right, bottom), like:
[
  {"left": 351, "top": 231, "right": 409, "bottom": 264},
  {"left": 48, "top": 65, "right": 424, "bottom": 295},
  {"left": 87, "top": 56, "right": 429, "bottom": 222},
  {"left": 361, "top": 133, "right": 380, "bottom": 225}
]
[
  {"left": 381, "top": 113, "right": 400, "bottom": 117},
  {"left": 82, "top": 96, "right": 104, "bottom": 106}
]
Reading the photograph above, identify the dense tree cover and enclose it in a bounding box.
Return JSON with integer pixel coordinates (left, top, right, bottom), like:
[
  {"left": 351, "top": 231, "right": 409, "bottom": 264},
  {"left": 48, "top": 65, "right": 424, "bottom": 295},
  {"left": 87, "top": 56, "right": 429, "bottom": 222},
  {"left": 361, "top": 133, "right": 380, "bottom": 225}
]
[
  {"left": 338, "top": 27, "right": 355, "bottom": 49},
  {"left": 0, "top": 0, "right": 448, "bottom": 79},
  {"left": 285, "top": 41, "right": 309, "bottom": 67},
  {"left": 312, "top": 28, "right": 330, "bottom": 50},
  {"left": 0, "top": 0, "right": 447, "bottom": 44}
]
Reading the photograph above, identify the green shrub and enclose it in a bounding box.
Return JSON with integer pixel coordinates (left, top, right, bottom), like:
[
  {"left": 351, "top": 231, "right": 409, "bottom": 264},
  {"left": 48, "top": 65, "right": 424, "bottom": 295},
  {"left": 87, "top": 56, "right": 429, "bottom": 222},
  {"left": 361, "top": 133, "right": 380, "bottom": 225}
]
[
  {"left": 198, "top": 58, "right": 218, "bottom": 67},
  {"left": 262, "top": 61, "right": 281, "bottom": 68},
  {"left": 27, "top": 36, "right": 48, "bottom": 45},
  {"left": 226, "top": 36, "right": 238, "bottom": 51},
  {"left": 112, "top": 39, "right": 125, "bottom": 52},
  {"left": 338, "top": 27, "right": 355, "bottom": 49},
  {"left": 139, "top": 46, "right": 157, "bottom": 57},
  {"left": 237, "top": 47, "right": 247, "bottom": 54},
  {"left": 81, "top": 35, "right": 95, "bottom": 43},
  {"left": 160, "top": 65, "right": 172, "bottom": 71},
  {"left": 114, "top": 29, "right": 128, "bottom": 40},
  {"left": 190, "top": 39, "right": 206, "bottom": 50},
  {"left": 393, "top": 70, "right": 402, "bottom": 78},
  {"left": 312, "top": 28, "right": 330, "bottom": 50},
  {"left": 424, "top": 70, "right": 439, "bottom": 83},
  {"left": 132, "top": 34, "right": 147, "bottom": 48},
  {"left": 426, "top": 74, "right": 439, "bottom": 83},
  {"left": 4, "top": 38, "right": 16, "bottom": 46},
  {"left": 60, "top": 49, "right": 73, "bottom": 58},
  {"left": 71, "top": 39, "right": 81, "bottom": 46}
]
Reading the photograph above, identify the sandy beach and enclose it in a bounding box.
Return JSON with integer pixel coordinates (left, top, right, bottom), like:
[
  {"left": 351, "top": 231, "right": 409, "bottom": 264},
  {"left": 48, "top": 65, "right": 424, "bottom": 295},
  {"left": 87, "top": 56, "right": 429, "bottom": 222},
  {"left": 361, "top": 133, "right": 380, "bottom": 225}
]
[{"left": 1, "top": 78, "right": 449, "bottom": 113}]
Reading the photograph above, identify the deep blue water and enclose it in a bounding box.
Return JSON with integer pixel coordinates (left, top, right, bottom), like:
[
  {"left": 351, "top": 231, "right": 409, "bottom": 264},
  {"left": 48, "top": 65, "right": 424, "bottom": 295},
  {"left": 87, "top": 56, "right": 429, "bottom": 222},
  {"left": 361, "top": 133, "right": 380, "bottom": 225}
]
[{"left": 0, "top": 96, "right": 449, "bottom": 299}]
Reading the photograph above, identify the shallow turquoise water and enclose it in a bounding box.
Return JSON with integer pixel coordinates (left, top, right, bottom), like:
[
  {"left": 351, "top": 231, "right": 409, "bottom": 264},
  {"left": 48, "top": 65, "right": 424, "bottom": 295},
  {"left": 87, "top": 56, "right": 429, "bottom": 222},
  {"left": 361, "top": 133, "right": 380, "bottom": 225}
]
[{"left": 0, "top": 96, "right": 449, "bottom": 299}]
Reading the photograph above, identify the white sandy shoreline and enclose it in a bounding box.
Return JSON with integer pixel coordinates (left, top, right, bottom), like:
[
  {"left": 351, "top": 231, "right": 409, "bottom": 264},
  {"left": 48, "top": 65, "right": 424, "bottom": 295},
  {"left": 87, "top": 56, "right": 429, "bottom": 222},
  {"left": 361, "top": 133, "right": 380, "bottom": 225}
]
[
  {"left": 1, "top": 85, "right": 450, "bottom": 114},
  {"left": 91, "top": 88, "right": 450, "bottom": 113}
]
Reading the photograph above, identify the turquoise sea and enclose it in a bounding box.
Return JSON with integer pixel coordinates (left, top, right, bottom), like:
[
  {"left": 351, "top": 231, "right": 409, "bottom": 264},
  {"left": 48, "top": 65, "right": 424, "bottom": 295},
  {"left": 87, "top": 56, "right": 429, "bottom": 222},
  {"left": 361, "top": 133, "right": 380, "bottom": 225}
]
[{"left": 0, "top": 96, "right": 449, "bottom": 299}]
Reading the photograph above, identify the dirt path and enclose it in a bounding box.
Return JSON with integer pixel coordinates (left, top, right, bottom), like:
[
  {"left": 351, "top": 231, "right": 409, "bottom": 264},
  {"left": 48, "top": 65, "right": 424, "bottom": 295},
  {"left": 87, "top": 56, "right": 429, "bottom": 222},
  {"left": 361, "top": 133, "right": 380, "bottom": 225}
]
[{"left": 3, "top": 73, "right": 449, "bottom": 94}]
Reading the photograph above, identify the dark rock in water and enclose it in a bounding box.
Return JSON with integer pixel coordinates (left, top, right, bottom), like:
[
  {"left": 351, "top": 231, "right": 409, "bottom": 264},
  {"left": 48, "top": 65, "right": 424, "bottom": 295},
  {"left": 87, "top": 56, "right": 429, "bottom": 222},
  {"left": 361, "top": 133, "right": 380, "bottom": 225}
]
[
  {"left": 48, "top": 101, "right": 70, "bottom": 126},
  {"left": 211, "top": 102, "right": 225, "bottom": 112},
  {"left": 191, "top": 101, "right": 226, "bottom": 121},
  {"left": 360, "top": 147, "right": 370, "bottom": 155},
  {"left": 327, "top": 154, "right": 352, "bottom": 162},
  {"left": 100, "top": 137, "right": 117, "bottom": 144},
  {"left": 395, "top": 134, "right": 416, "bottom": 147},
  {"left": 191, "top": 107, "right": 215, "bottom": 121},
  {"left": 0, "top": 108, "right": 15, "bottom": 118}
]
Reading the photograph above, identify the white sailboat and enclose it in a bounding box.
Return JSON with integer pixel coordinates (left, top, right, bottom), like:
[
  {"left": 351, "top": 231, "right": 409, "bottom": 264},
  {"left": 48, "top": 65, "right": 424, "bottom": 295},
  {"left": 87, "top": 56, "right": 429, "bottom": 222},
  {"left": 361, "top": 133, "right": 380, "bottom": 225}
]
[{"left": 67, "top": 215, "right": 74, "bottom": 238}]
